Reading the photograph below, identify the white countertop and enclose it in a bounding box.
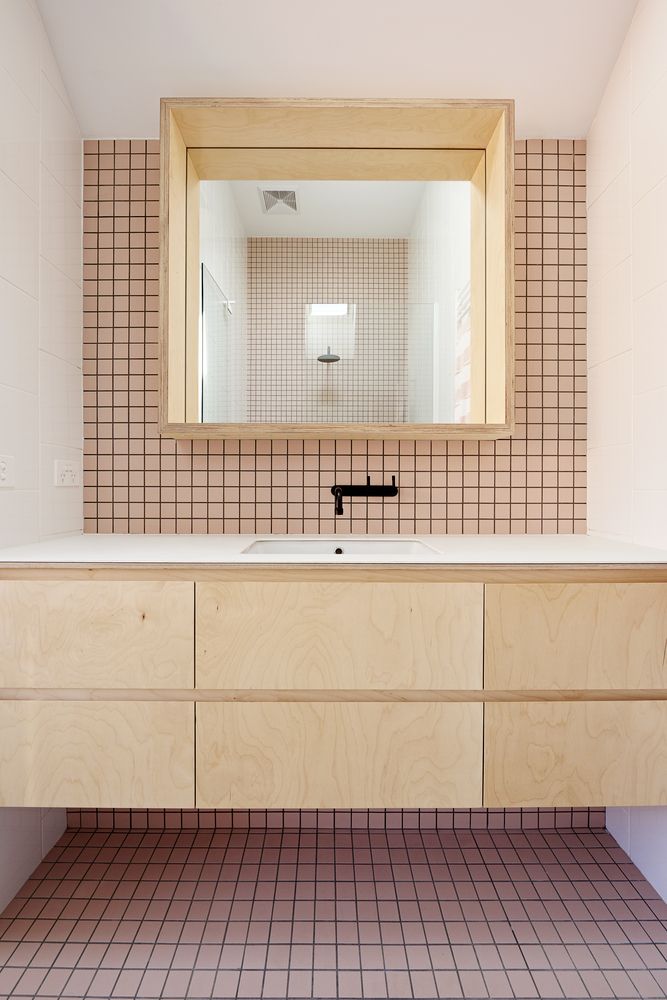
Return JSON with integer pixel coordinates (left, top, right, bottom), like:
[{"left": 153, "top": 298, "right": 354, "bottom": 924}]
[{"left": 0, "top": 533, "right": 665, "bottom": 565}]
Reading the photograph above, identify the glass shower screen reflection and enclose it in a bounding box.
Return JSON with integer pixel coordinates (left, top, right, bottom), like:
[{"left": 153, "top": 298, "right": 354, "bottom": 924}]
[
  {"left": 197, "top": 178, "right": 475, "bottom": 424},
  {"left": 201, "top": 264, "right": 248, "bottom": 423}
]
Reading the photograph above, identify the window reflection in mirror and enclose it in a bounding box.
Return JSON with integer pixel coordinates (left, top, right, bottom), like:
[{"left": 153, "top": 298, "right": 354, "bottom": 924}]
[{"left": 197, "top": 179, "right": 478, "bottom": 425}]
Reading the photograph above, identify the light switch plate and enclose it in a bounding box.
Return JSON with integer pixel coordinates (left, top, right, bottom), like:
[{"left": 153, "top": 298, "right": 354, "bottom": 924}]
[
  {"left": 0, "top": 455, "right": 15, "bottom": 489},
  {"left": 53, "top": 459, "right": 81, "bottom": 487}
]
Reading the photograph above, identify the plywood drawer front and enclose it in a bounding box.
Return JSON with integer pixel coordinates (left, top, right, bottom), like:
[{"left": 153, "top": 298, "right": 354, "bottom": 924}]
[
  {"left": 196, "top": 582, "right": 483, "bottom": 689},
  {"left": 196, "top": 702, "right": 482, "bottom": 808},
  {"left": 484, "top": 701, "right": 667, "bottom": 807},
  {"left": 0, "top": 581, "right": 194, "bottom": 687},
  {"left": 485, "top": 583, "right": 667, "bottom": 690},
  {"left": 0, "top": 701, "right": 194, "bottom": 807}
]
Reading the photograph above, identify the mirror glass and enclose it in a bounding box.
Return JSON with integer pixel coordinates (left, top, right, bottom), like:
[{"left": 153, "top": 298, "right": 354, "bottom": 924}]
[{"left": 196, "top": 178, "right": 478, "bottom": 425}]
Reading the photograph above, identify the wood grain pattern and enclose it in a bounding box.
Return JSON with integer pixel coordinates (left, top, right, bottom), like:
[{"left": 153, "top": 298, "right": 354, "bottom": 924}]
[
  {"left": 486, "top": 583, "right": 667, "bottom": 690},
  {"left": 161, "top": 421, "right": 514, "bottom": 441},
  {"left": 1, "top": 565, "right": 666, "bottom": 584},
  {"left": 168, "top": 98, "right": 510, "bottom": 150},
  {"left": 4, "top": 687, "right": 667, "bottom": 703},
  {"left": 197, "top": 701, "right": 482, "bottom": 808},
  {"left": 0, "top": 701, "right": 194, "bottom": 807},
  {"left": 187, "top": 147, "right": 485, "bottom": 181},
  {"left": 196, "top": 582, "right": 483, "bottom": 690},
  {"left": 0, "top": 581, "right": 194, "bottom": 688},
  {"left": 160, "top": 107, "right": 188, "bottom": 426},
  {"left": 485, "top": 113, "right": 514, "bottom": 426},
  {"left": 485, "top": 701, "right": 667, "bottom": 807}
]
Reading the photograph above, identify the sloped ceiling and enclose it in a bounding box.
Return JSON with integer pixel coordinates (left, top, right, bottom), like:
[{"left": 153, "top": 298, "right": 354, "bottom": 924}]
[{"left": 37, "top": 0, "right": 638, "bottom": 138}]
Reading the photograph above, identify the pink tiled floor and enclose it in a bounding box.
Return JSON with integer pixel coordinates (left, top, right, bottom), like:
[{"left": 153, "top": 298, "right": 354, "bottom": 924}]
[{"left": 0, "top": 826, "right": 665, "bottom": 999}]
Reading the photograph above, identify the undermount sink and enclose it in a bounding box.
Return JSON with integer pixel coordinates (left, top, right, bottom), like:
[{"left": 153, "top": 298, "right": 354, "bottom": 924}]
[{"left": 241, "top": 538, "right": 438, "bottom": 556}]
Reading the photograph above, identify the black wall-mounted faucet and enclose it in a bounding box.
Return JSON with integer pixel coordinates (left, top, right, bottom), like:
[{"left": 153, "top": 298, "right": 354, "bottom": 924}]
[{"left": 330, "top": 476, "right": 398, "bottom": 516}]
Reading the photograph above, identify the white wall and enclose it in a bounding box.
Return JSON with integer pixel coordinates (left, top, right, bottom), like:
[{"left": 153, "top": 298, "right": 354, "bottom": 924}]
[
  {"left": 200, "top": 181, "right": 247, "bottom": 423},
  {"left": 0, "top": 809, "right": 67, "bottom": 913},
  {"left": 606, "top": 808, "right": 667, "bottom": 903},
  {"left": 0, "top": 0, "right": 83, "bottom": 910},
  {"left": 587, "top": 0, "right": 667, "bottom": 548},
  {"left": 587, "top": 0, "right": 667, "bottom": 900},
  {"left": 0, "top": 0, "right": 83, "bottom": 544},
  {"left": 408, "top": 182, "right": 471, "bottom": 423}
]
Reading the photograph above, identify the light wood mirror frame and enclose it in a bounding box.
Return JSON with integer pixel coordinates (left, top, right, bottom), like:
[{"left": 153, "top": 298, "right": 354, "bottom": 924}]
[{"left": 159, "top": 98, "right": 515, "bottom": 440}]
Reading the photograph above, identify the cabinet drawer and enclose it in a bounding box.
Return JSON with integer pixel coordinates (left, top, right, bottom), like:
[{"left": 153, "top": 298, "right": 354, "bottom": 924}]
[
  {"left": 0, "top": 701, "right": 194, "bottom": 807},
  {"left": 484, "top": 701, "right": 667, "bottom": 807},
  {"left": 196, "top": 701, "right": 482, "bottom": 808},
  {"left": 196, "top": 582, "right": 483, "bottom": 689},
  {"left": 0, "top": 582, "right": 194, "bottom": 687},
  {"left": 485, "top": 583, "right": 667, "bottom": 690}
]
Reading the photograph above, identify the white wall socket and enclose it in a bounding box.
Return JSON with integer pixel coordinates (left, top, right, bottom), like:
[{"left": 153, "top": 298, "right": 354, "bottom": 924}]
[
  {"left": 54, "top": 459, "right": 81, "bottom": 488},
  {"left": 0, "top": 455, "right": 15, "bottom": 489}
]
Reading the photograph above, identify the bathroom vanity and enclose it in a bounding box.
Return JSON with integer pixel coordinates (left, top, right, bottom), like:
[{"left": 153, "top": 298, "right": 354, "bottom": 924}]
[{"left": 0, "top": 535, "right": 666, "bottom": 811}]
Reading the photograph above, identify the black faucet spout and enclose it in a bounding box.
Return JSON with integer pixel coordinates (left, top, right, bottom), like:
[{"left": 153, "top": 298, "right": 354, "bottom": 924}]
[{"left": 331, "top": 476, "right": 398, "bottom": 516}]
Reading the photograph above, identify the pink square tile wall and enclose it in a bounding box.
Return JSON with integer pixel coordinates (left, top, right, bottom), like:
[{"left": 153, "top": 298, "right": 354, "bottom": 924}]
[
  {"left": 66, "top": 807, "right": 607, "bottom": 833},
  {"left": 82, "top": 138, "right": 587, "bottom": 535}
]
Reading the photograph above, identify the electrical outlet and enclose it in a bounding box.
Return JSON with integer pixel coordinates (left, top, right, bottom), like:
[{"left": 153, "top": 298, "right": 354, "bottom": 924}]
[
  {"left": 54, "top": 459, "right": 81, "bottom": 487},
  {"left": 0, "top": 455, "right": 15, "bottom": 489}
]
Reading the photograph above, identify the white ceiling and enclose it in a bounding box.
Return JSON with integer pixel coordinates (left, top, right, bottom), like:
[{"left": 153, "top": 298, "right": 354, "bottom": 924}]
[
  {"left": 226, "top": 180, "right": 428, "bottom": 237},
  {"left": 37, "top": 0, "right": 638, "bottom": 139}
]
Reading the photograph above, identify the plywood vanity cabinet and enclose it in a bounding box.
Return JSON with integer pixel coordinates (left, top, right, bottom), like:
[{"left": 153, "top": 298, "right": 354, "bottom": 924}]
[
  {"left": 484, "top": 701, "right": 667, "bottom": 807},
  {"left": 483, "top": 582, "right": 667, "bottom": 808},
  {"left": 1, "top": 567, "right": 666, "bottom": 810},
  {"left": 196, "top": 701, "right": 483, "bottom": 809},
  {"left": 0, "top": 700, "right": 194, "bottom": 808},
  {"left": 0, "top": 580, "right": 195, "bottom": 808},
  {"left": 195, "top": 581, "right": 484, "bottom": 808},
  {"left": 485, "top": 583, "right": 667, "bottom": 690},
  {"left": 196, "top": 581, "right": 483, "bottom": 689},
  {"left": 0, "top": 581, "right": 194, "bottom": 687}
]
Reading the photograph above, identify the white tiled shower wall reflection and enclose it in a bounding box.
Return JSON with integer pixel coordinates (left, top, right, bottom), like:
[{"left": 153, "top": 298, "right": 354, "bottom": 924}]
[
  {"left": 587, "top": 0, "right": 667, "bottom": 899},
  {"left": 247, "top": 238, "right": 408, "bottom": 423},
  {"left": 0, "top": 0, "right": 83, "bottom": 909}
]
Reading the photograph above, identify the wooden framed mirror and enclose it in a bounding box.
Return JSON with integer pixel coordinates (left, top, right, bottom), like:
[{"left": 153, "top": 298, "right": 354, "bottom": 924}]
[{"left": 159, "top": 98, "right": 514, "bottom": 439}]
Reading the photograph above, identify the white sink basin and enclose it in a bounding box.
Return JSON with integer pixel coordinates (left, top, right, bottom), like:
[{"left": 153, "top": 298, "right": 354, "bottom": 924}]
[{"left": 242, "top": 538, "right": 438, "bottom": 556}]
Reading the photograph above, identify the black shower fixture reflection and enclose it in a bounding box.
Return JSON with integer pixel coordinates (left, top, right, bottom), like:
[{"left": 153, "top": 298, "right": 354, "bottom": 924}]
[{"left": 317, "top": 345, "right": 341, "bottom": 363}]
